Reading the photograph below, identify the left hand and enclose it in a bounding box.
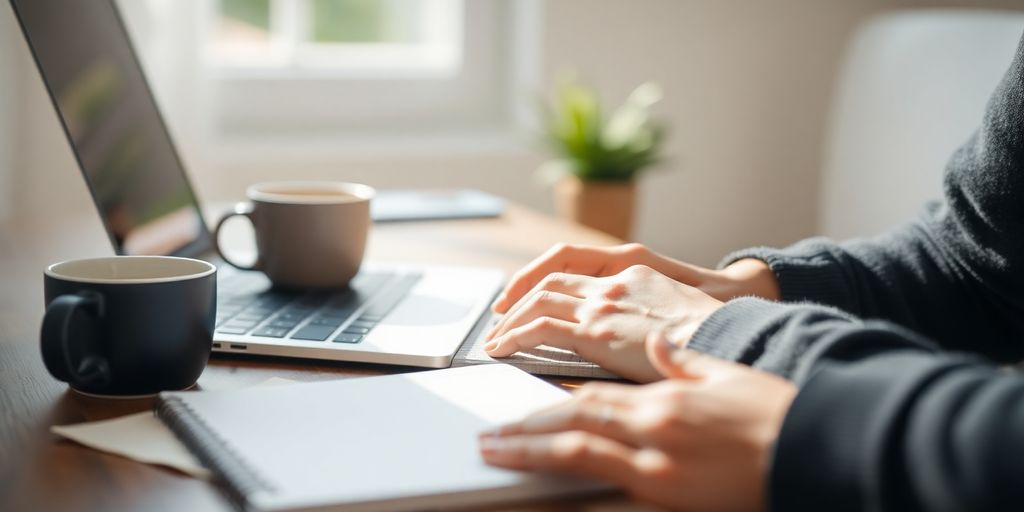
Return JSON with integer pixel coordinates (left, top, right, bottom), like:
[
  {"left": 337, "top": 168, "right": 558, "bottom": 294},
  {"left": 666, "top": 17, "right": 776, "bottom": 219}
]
[
  {"left": 479, "top": 332, "right": 798, "bottom": 512},
  {"left": 483, "top": 264, "right": 723, "bottom": 383}
]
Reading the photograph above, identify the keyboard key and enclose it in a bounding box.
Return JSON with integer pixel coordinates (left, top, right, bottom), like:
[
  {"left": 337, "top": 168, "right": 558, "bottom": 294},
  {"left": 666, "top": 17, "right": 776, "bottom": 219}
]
[
  {"left": 252, "top": 327, "right": 290, "bottom": 338},
  {"left": 277, "top": 310, "right": 312, "bottom": 321},
  {"left": 224, "top": 319, "right": 260, "bottom": 329},
  {"left": 333, "top": 334, "right": 363, "bottom": 344},
  {"left": 348, "top": 320, "right": 376, "bottom": 329},
  {"left": 234, "top": 312, "right": 267, "bottom": 322},
  {"left": 309, "top": 316, "right": 345, "bottom": 327},
  {"left": 246, "top": 306, "right": 282, "bottom": 317},
  {"left": 291, "top": 325, "right": 337, "bottom": 341},
  {"left": 269, "top": 319, "right": 299, "bottom": 329},
  {"left": 319, "top": 306, "right": 355, "bottom": 319},
  {"left": 342, "top": 326, "right": 371, "bottom": 335},
  {"left": 215, "top": 326, "right": 249, "bottom": 335},
  {"left": 361, "top": 273, "right": 423, "bottom": 318}
]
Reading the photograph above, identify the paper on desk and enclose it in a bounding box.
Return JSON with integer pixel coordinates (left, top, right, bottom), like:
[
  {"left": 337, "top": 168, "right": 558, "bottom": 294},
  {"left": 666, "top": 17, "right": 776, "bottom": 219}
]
[{"left": 51, "top": 377, "right": 299, "bottom": 478}]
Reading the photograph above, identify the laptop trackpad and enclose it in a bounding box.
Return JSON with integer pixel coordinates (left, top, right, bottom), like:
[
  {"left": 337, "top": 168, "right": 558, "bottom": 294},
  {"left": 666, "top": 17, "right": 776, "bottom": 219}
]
[{"left": 385, "top": 294, "right": 471, "bottom": 326}]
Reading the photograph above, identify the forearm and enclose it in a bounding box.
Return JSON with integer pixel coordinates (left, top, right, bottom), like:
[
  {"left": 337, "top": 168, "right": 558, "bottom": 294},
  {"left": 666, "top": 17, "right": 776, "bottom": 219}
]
[
  {"left": 701, "top": 258, "right": 781, "bottom": 302},
  {"left": 720, "top": 220, "right": 1024, "bottom": 361},
  {"left": 686, "top": 297, "right": 869, "bottom": 378}
]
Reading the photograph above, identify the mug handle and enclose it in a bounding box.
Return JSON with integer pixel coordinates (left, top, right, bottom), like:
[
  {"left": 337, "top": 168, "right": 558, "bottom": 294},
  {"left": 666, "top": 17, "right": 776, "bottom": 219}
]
[
  {"left": 39, "top": 291, "right": 111, "bottom": 388},
  {"left": 213, "top": 202, "right": 261, "bottom": 271}
]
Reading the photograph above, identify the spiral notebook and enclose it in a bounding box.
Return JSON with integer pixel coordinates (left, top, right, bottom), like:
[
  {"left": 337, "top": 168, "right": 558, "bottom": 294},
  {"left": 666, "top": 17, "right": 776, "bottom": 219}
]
[{"left": 155, "top": 365, "right": 610, "bottom": 512}]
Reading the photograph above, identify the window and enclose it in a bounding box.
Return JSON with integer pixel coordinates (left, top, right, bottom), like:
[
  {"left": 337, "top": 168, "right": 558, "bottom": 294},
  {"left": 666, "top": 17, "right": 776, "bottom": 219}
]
[
  {"left": 213, "top": 0, "right": 462, "bottom": 76},
  {"left": 122, "top": 0, "right": 540, "bottom": 163}
]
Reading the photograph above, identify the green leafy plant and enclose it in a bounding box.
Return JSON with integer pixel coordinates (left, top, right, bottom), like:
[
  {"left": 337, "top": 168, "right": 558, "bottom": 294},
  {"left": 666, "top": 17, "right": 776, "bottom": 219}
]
[{"left": 538, "top": 77, "right": 666, "bottom": 183}]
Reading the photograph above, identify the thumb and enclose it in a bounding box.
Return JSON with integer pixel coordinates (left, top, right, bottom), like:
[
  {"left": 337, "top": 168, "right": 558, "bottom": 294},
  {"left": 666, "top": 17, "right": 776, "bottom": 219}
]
[{"left": 646, "top": 330, "right": 706, "bottom": 380}]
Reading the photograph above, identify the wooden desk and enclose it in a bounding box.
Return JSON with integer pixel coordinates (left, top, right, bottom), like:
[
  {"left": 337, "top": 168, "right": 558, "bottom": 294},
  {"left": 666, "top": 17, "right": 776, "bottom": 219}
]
[{"left": 0, "top": 204, "right": 644, "bottom": 512}]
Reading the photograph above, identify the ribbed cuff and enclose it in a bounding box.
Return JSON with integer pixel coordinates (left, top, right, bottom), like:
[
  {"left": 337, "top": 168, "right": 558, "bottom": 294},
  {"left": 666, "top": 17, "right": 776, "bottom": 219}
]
[
  {"left": 719, "top": 239, "right": 855, "bottom": 311},
  {"left": 687, "top": 297, "right": 797, "bottom": 366}
]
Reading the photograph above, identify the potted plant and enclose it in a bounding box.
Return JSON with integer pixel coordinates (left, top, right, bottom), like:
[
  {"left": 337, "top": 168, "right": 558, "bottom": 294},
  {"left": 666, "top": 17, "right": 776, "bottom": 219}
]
[{"left": 537, "top": 77, "right": 666, "bottom": 240}]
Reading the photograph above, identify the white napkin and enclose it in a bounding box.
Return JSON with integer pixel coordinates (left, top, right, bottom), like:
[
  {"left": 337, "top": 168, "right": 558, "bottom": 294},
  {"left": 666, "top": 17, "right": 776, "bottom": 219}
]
[{"left": 51, "top": 377, "right": 298, "bottom": 478}]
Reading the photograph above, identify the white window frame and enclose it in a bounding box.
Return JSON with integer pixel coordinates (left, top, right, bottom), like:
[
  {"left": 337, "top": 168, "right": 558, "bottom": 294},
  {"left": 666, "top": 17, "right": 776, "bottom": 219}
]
[{"left": 122, "top": 0, "right": 543, "bottom": 167}]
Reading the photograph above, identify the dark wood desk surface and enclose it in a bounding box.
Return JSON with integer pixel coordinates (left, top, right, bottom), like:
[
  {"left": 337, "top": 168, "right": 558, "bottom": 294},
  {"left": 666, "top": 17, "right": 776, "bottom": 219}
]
[{"left": 0, "top": 203, "right": 647, "bottom": 512}]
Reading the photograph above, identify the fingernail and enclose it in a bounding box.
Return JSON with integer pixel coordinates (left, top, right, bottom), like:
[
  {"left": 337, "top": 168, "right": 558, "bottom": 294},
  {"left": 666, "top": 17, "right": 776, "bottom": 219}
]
[
  {"left": 483, "top": 340, "right": 498, "bottom": 352},
  {"left": 659, "top": 331, "right": 678, "bottom": 352}
]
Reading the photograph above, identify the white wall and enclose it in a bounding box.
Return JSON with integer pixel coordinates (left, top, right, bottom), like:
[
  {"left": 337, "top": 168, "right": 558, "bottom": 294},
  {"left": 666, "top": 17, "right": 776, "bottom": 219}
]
[{"left": 3, "top": 0, "right": 1024, "bottom": 266}]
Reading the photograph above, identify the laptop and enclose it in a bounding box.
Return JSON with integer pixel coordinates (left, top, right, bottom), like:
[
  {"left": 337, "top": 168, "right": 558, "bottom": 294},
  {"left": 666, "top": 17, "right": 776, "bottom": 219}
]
[{"left": 10, "top": 0, "right": 504, "bottom": 369}]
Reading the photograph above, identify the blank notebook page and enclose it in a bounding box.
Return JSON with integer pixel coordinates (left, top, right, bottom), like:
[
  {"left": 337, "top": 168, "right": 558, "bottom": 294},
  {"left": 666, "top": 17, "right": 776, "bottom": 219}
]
[{"left": 158, "top": 365, "right": 608, "bottom": 512}]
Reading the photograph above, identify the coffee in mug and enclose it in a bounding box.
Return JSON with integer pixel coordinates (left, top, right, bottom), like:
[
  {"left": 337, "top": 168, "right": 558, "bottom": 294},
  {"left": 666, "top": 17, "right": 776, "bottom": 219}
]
[
  {"left": 41, "top": 256, "right": 216, "bottom": 397},
  {"left": 213, "top": 181, "right": 374, "bottom": 289}
]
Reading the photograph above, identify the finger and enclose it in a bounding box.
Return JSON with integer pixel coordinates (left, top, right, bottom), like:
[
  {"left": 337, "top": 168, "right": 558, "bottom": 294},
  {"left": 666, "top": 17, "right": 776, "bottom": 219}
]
[
  {"left": 574, "top": 381, "right": 644, "bottom": 406},
  {"left": 479, "top": 431, "right": 640, "bottom": 488},
  {"left": 646, "top": 330, "right": 692, "bottom": 380},
  {"left": 486, "top": 272, "right": 588, "bottom": 340},
  {"left": 645, "top": 331, "right": 735, "bottom": 381},
  {"left": 492, "top": 244, "right": 574, "bottom": 313},
  {"left": 485, "top": 291, "right": 581, "bottom": 345},
  {"left": 493, "top": 244, "right": 613, "bottom": 313},
  {"left": 485, "top": 317, "right": 582, "bottom": 357},
  {"left": 494, "top": 401, "right": 644, "bottom": 448}
]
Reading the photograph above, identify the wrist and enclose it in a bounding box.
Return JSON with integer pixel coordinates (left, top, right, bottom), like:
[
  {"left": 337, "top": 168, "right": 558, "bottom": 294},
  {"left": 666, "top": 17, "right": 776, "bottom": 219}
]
[{"left": 715, "top": 259, "right": 781, "bottom": 301}]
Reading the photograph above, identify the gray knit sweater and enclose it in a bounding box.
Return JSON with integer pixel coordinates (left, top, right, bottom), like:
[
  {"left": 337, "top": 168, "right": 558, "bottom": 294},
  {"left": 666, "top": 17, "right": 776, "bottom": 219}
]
[{"left": 686, "top": 32, "right": 1024, "bottom": 511}]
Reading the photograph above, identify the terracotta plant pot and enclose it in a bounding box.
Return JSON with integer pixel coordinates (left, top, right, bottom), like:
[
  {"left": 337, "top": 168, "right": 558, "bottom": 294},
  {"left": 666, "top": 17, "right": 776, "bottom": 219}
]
[{"left": 554, "top": 175, "right": 636, "bottom": 240}]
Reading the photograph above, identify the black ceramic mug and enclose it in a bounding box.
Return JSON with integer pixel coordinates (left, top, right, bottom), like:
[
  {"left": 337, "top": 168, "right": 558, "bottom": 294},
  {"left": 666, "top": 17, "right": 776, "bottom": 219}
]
[{"left": 41, "top": 256, "right": 216, "bottom": 397}]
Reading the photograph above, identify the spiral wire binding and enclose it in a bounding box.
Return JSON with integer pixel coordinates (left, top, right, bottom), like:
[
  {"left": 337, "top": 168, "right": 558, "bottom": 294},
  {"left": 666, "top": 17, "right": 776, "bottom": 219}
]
[{"left": 156, "top": 395, "right": 276, "bottom": 510}]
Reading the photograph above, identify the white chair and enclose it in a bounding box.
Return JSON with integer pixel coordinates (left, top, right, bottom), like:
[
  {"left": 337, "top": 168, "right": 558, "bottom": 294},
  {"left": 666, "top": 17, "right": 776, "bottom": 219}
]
[{"left": 819, "top": 10, "right": 1024, "bottom": 239}]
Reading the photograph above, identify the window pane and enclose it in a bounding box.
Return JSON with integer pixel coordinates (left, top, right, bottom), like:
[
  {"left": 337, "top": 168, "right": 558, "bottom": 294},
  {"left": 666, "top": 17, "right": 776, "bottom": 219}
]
[
  {"left": 219, "top": 0, "right": 271, "bottom": 46},
  {"left": 222, "top": 0, "right": 271, "bottom": 31},
  {"left": 310, "top": 0, "right": 421, "bottom": 43},
  {"left": 216, "top": 0, "right": 272, "bottom": 61}
]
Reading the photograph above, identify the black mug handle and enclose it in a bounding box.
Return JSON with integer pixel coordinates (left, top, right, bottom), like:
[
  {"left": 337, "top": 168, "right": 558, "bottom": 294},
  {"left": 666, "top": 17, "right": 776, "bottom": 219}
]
[{"left": 40, "top": 291, "right": 111, "bottom": 389}]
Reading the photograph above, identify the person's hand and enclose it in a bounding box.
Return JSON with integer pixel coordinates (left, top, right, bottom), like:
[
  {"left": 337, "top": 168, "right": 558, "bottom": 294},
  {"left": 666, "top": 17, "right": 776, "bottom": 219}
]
[
  {"left": 491, "top": 243, "right": 779, "bottom": 315},
  {"left": 484, "top": 264, "right": 723, "bottom": 382},
  {"left": 479, "top": 332, "right": 797, "bottom": 512}
]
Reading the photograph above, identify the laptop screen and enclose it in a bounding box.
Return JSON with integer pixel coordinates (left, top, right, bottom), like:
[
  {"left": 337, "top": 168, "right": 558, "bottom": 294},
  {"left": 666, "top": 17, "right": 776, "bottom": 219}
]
[{"left": 10, "top": 0, "right": 211, "bottom": 257}]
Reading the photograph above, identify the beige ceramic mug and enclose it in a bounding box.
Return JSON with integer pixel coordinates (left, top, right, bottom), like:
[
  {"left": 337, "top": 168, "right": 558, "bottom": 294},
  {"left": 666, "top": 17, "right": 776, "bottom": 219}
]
[{"left": 214, "top": 181, "right": 374, "bottom": 289}]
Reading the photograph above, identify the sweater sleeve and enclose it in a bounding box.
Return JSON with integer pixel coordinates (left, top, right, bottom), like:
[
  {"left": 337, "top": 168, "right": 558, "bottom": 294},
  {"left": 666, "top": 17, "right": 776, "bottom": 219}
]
[
  {"left": 716, "top": 32, "right": 1024, "bottom": 363},
  {"left": 769, "top": 314, "right": 1024, "bottom": 512},
  {"left": 687, "top": 298, "right": 1024, "bottom": 511}
]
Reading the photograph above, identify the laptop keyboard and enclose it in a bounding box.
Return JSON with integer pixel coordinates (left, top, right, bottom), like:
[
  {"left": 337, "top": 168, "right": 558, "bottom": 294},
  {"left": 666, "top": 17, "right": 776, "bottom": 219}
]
[{"left": 215, "top": 271, "right": 422, "bottom": 345}]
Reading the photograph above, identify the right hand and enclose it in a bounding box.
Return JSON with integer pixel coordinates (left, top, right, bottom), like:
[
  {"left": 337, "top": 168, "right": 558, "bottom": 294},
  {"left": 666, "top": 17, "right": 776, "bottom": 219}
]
[
  {"left": 480, "top": 332, "right": 797, "bottom": 512},
  {"left": 484, "top": 264, "right": 725, "bottom": 382},
  {"left": 491, "top": 243, "right": 780, "bottom": 314}
]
